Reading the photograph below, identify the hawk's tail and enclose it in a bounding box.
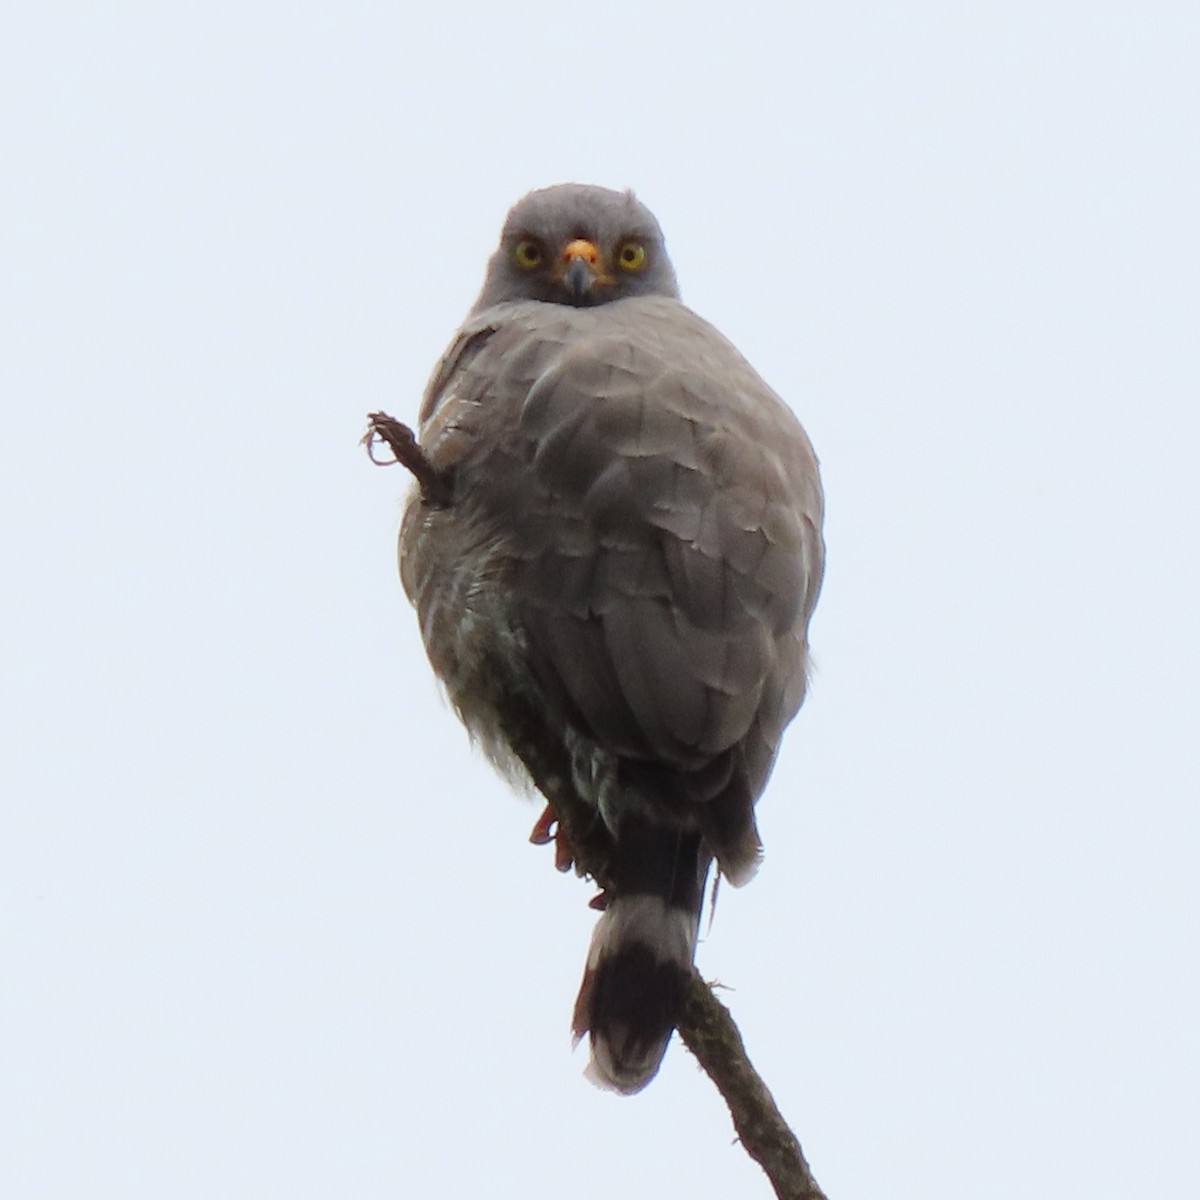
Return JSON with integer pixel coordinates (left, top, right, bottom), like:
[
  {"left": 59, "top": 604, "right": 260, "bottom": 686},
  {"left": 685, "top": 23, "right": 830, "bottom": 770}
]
[{"left": 571, "top": 817, "right": 709, "bottom": 1094}]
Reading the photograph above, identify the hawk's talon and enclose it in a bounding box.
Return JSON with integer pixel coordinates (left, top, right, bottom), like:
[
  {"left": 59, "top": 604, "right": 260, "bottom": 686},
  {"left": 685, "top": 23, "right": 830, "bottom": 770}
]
[
  {"left": 528, "top": 804, "right": 557, "bottom": 846},
  {"left": 553, "top": 834, "right": 575, "bottom": 874},
  {"left": 530, "top": 803, "right": 578, "bottom": 872}
]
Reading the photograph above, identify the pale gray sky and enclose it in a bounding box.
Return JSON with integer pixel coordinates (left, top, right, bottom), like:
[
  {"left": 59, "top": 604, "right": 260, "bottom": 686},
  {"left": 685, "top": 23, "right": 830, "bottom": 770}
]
[{"left": 2, "top": 2, "right": 1197, "bottom": 1197}]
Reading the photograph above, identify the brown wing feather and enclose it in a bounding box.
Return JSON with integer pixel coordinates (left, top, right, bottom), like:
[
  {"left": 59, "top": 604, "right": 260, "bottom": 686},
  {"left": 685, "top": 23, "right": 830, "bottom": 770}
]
[{"left": 410, "top": 297, "right": 822, "bottom": 800}]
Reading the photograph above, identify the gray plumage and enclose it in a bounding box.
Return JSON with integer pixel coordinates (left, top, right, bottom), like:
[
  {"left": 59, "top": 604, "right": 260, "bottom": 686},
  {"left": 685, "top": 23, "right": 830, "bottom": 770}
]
[{"left": 397, "top": 184, "right": 824, "bottom": 1092}]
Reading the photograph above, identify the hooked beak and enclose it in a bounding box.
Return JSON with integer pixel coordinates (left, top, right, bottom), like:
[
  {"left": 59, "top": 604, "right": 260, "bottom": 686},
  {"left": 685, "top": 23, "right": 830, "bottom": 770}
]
[{"left": 559, "top": 238, "right": 609, "bottom": 301}]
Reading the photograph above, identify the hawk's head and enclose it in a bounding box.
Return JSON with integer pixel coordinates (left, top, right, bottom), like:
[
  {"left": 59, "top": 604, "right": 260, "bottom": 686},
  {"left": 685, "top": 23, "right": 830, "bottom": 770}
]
[{"left": 472, "top": 184, "right": 681, "bottom": 313}]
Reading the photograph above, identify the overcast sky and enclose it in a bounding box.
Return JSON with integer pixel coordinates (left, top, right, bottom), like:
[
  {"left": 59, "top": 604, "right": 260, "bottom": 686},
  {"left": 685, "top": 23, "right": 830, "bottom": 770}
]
[{"left": 3, "top": 2, "right": 1197, "bottom": 1197}]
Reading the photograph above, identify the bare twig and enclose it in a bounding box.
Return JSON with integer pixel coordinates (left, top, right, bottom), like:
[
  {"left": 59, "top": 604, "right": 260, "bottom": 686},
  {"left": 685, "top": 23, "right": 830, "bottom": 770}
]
[
  {"left": 363, "top": 411, "right": 453, "bottom": 507},
  {"left": 530, "top": 740, "right": 828, "bottom": 1199},
  {"left": 678, "top": 976, "right": 828, "bottom": 1199},
  {"left": 546, "top": 772, "right": 828, "bottom": 1198},
  {"left": 366, "top": 410, "right": 828, "bottom": 1199}
]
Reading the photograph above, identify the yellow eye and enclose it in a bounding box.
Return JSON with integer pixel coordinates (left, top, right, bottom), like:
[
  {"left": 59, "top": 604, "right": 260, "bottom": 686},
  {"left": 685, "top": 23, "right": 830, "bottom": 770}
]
[
  {"left": 616, "top": 241, "right": 646, "bottom": 271},
  {"left": 513, "top": 240, "right": 542, "bottom": 270}
]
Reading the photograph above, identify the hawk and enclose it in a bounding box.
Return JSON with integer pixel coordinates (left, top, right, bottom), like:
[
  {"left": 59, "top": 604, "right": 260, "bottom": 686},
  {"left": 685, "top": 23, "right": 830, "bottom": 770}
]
[{"left": 391, "top": 184, "right": 824, "bottom": 1093}]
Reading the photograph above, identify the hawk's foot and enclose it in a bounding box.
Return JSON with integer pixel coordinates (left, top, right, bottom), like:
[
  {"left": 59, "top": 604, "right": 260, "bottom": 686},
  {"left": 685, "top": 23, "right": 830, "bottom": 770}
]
[{"left": 528, "top": 804, "right": 576, "bottom": 873}]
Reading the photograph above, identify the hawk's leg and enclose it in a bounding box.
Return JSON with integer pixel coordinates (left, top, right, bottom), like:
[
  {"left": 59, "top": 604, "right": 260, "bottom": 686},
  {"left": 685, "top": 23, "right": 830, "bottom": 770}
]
[{"left": 529, "top": 803, "right": 611, "bottom": 909}]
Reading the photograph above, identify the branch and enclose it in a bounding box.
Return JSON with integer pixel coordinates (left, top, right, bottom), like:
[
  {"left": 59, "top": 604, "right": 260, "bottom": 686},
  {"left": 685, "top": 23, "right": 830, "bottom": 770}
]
[
  {"left": 363, "top": 411, "right": 453, "bottom": 507},
  {"left": 526, "top": 733, "right": 828, "bottom": 1200},
  {"left": 366, "top": 411, "right": 828, "bottom": 1200},
  {"left": 678, "top": 975, "right": 828, "bottom": 1199},
  {"left": 541, "top": 760, "right": 828, "bottom": 1199}
]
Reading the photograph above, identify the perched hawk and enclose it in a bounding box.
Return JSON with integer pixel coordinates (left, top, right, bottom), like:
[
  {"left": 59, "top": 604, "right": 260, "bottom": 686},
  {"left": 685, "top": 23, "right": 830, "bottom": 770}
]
[{"left": 393, "top": 184, "right": 824, "bottom": 1093}]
